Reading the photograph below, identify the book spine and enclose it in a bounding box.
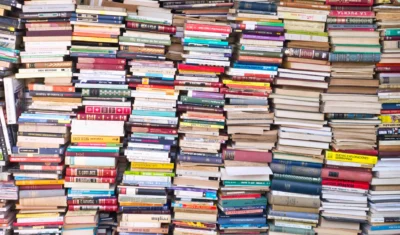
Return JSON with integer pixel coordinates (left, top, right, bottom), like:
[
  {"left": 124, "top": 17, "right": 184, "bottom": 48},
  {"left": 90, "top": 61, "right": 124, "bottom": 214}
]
[
  {"left": 185, "top": 23, "right": 231, "bottom": 33},
  {"left": 238, "top": 1, "right": 277, "bottom": 11},
  {"left": 329, "top": 10, "right": 375, "bottom": 17},
  {"left": 19, "top": 189, "right": 65, "bottom": 198},
  {"left": 326, "top": 0, "right": 373, "bottom": 6},
  {"left": 22, "top": 61, "right": 72, "bottom": 68},
  {"left": 329, "top": 53, "right": 381, "bottom": 62},
  {"left": 322, "top": 179, "right": 369, "bottom": 189},
  {"left": 274, "top": 173, "right": 322, "bottom": 184},
  {"left": 177, "top": 155, "right": 223, "bottom": 164},
  {"left": 67, "top": 205, "right": 118, "bottom": 211},
  {"left": 67, "top": 198, "right": 117, "bottom": 205},
  {"left": 272, "top": 159, "right": 322, "bottom": 168},
  {"left": 81, "top": 88, "right": 130, "bottom": 97},
  {"left": 223, "top": 149, "right": 272, "bottom": 163},
  {"left": 283, "top": 47, "right": 329, "bottom": 60},
  {"left": 126, "top": 22, "right": 176, "bottom": 33},
  {"left": 271, "top": 179, "right": 322, "bottom": 195},
  {"left": 84, "top": 106, "right": 131, "bottom": 114},
  {"left": 19, "top": 185, "right": 63, "bottom": 190},
  {"left": 77, "top": 63, "right": 124, "bottom": 70},
  {"left": 65, "top": 176, "right": 115, "bottom": 183},
  {"left": 321, "top": 168, "right": 372, "bottom": 182},
  {"left": 327, "top": 17, "right": 374, "bottom": 24},
  {"left": 29, "top": 91, "right": 81, "bottom": 98},
  {"left": 270, "top": 163, "right": 321, "bottom": 177},
  {"left": 77, "top": 57, "right": 126, "bottom": 64},
  {"left": 66, "top": 168, "right": 117, "bottom": 177},
  {"left": 76, "top": 114, "right": 127, "bottom": 121}
]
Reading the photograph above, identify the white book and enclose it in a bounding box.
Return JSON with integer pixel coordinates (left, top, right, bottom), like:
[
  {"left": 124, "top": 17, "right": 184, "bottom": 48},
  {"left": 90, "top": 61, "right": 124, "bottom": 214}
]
[
  {"left": 75, "top": 83, "right": 128, "bottom": 89},
  {"left": 82, "top": 100, "right": 131, "bottom": 107},
  {"left": 124, "top": 31, "right": 170, "bottom": 40},
  {"left": 71, "top": 120, "right": 124, "bottom": 136},
  {"left": 79, "top": 69, "right": 126, "bottom": 75}
]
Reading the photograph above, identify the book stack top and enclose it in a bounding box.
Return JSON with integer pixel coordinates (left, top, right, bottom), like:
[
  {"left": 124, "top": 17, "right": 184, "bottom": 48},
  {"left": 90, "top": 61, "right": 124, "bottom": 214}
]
[
  {"left": 0, "top": 0, "right": 23, "bottom": 79},
  {"left": 318, "top": 151, "right": 378, "bottom": 234},
  {"left": 327, "top": 0, "right": 380, "bottom": 95},
  {"left": 171, "top": 19, "right": 230, "bottom": 235},
  {"left": 63, "top": 210, "right": 98, "bottom": 235}
]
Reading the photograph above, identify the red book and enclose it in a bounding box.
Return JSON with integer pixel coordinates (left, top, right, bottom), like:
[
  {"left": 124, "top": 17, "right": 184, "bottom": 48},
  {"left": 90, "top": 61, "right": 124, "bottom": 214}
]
[
  {"left": 379, "top": 151, "right": 400, "bottom": 158},
  {"left": 77, "top": 113, "right": 128, "bottom": 121},
  {"left": 135, "top": 84, "right": 174, "bottom": 90},
  {"left": 321, "top": 167, "right": 372, "bottom": 182},
  {"left": 220, "top": 193, "right": 261, "bottom": 199},
  {"left": 377, "top": 63, "right": 400, "bottom": 67},
  {"left": 185, "top": 23, "right": 231, "bottom": 34},
  {"left": 384, "top": 36, "right": 400, "bottom": 41},
  {"left": 10, "top": 157, "right": 62, "bottom": 163},
  {"left": 230, "top": 75, "right": 274, "bottom": 82},
  {"left": 325, "top": 165, "right": 372, "bottom": 172},
  {"left": 329, "top": 11, "right": 375, "bottom": 17},
  {"left": 65, "top": 151, "right": 119, "bottom": 157},
  {"left": 328, "top": 28, "right": 374, "bottom": 31},
  {"left": 66, "top": 168, "right": 117, "bottom": 177},
  {"left": 13, "top": 221, "right": 64, "bottom": 227},
  {"left": 381, "top": 110, "right": 400, "bottom": 114},
  {"left": 67, "top": 198, "right": 117, "bottom": 205},
  {"left": 85, "top": 106, "right": 131, "bottom": 114},
  {"left": 78, "top": 57, "right": 126, "bottom": 65},
  {"left": 127, "top": 21, "right": 176, "bottom": 33},
  {"left": 376, "top": 67, "right": 400, "bottom": 72},
  {"left": 174, "top": 80, "right": 223, "bottom": 88},
  {"left": 131, "top": 126, "right": 177, "bottom": 134},
  {"left": 68, "top": 205, "right": 118, "bottom": 212},
  {"left": 19, "top": 185, "right": 63, "bottom": 190},
  {"left": 178, "top": 64, "right": 225, "bottom": 73},
  {"left": 223, "top": 149, "right": 272, "bottom": 163},
  {"left": 326, "top": 0, "right": 373, "bottom": 6},
  {"left": 322, "top": 179, "right": 370, "bottom": 189},
  {"left": 65, "top": 176, "right": 116, "bottom": 183},
  {"left": 333, "top": 149, "right": 379, "bottom": 156},
  {"left": 77, "top": 63, "right": 125, "bottom": 71}
]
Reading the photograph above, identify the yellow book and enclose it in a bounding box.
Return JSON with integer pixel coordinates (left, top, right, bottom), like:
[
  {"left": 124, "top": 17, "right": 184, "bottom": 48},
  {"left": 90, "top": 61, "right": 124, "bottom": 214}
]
[
  {"left": 325, "top": 151, "right": 378, "bottom": 165},
  {"left": 71, "top": 135, "right": 120, "bottom": 144},
  {"left": 223, "top": 79, "right": 271, "bottom": 87},
  {"left": 379, "top": 115, "right": 399, "bottom": 124},
  {"left": 72, "top": 36, "right": 118, "bottom": 43},
  {"left": 136, "top": 87, "right": 176, "bottom": 95},
  {"left": 15, "top": 180, "right": 65, "bottom": 186},
  {"left": 17, "top": 213, "right": 60, "bottom": 218},
  {"left": 180, "top": 122, "right": 224, "bottom": 129},
  {"left": 131, "top": 162, "right": 174, "bottom": 170}
]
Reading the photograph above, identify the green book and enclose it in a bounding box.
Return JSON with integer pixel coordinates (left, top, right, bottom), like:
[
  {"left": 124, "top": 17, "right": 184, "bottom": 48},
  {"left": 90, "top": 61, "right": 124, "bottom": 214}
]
[
  {"left": 223, "top": 180, "right": 271, "bottom": 186},
  {"left": 181, "top": 96, "right": 225, "bottom": 106},
  {"left": 183, "top": 38, "right": 228, "bottom": 46},
  {"left": 239, "top": 50, "right": 282, "bottom": 58},
  {"left": 385, "top": 28, "right": 400, "bottom": 36},
  {"left": 221, "top": 197, "right": 267, "bottom": 207},
  {"left": 257, "top": 22, "right": 284, "bottom": 27}
]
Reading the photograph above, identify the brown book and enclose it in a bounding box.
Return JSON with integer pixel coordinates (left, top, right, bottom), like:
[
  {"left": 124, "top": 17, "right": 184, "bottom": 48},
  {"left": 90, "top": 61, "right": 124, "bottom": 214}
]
[
  {"left": 271, "top": 205, "right": 319, "bottom": 213},
  {"left": 283, "top": 62, "right": 331, "bottom": 72},
  {"left": 268, "top": 194, "right": 320, "bottom": 208},
  {"left": 173, "top": 177, "right": 219, "bottom": 190},
  {"left": 371, "top": 185, "right": 400, "bottom": 191},
  {"left": 19, "top": 196, "right": 67, "bottom": 207},
  {"left": 327, "top": 86, "right": 377, "bottom": 95},
  {"left": 330, "top": 78, "right": 379, "bottom": 87},
  {"left": 101, "top": 1, "right": 138, "bottom": 12},
  {"left": 287, "top": 41, "right": 330, "bottom": 51},
  {"left": 313, "top": 227, "right": 359, "bottom": 235},
  {"left": 22, "top": 61, "right": 73, "bottom": 69},
  {"left": 32, "top": 97, "right": 82, "bottom": 103}
]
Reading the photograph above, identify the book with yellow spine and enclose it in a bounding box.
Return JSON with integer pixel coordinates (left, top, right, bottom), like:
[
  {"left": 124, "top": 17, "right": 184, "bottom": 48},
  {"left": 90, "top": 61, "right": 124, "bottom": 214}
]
[{"left": 325, "top": 151, "right": 378, "bottom": 165}]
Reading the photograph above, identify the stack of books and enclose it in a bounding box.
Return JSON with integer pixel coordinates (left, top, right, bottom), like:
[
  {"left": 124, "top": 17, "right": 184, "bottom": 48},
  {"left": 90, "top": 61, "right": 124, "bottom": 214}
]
[
  {"left": 67, "top": 119, "right": 124, "bottom": 213},
  {"left": 327, "top": 0, "right": 381, "bottom": 95},
  {"left": 63, "top": 210, "right": 98, "bottom": 235},
  {"left": 0, "top": 182, "right": 17, "bottom": 235},
  {"left": 70, "top": 5, "right": 126, "bottom": 59},
  {"left": 218, "top": 151, "right": 273, "bottom": 233},
  {"left": 318, "top": 151, "right": 378, "bottom": 234},
  {"left": 0, "top": 1, "right": 22, "bottom": 80},
  {"left": 171, "top": 20, "right": 231, "bottom": 235}
]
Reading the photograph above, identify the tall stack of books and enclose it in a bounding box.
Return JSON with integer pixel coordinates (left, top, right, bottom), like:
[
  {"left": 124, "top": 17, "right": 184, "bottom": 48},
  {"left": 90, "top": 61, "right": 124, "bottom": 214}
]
[
  {"left": 0, "top": 2, "right": 22, "bottom": 80},
  {"left": 171, "top": 20, "right": 231, "bottom": 235},
  {"left": 363, "top": 3, "right": 400, "bottom": 234},
  {"left": 327, "top": 0, "right": 380, "bottom": 94},
  {"left": 317, "top": 151, "right": 378, "bottom": 234},
  {"left": 116, "top": 5, "right": 177, "bottom": 235},
  {"left": 10, "top": 1, "right": 76, "bottom": 234},
  {"left": 0, "top": 182, "right": 17, "bottom": 235}
]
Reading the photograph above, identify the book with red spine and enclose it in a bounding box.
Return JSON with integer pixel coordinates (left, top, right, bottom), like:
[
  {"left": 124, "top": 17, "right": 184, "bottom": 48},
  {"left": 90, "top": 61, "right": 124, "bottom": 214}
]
[
  {"left": 67, "top": 205, "right": 118, "bottom": 212},
  {"left": 65, "top": 176, "right": 116, "bottom": 183},
  {"left": 77, "top": 57, "right": 126, "bottom": 65},
  {"left": 77, "top": 113, "right": 128, "bottom": 121},
  {"left": 19, "top": 185, "right": 64, "bottom": 190},
  {"left": 185, "top": 23, "right": 231, "bottom": 34},
  {"left": 66, "top": 168, "right": 117, "bottom": 177},
  {"left": 76, "top": 63, "right": 125, "bottom": 71},
  {"left": 322, "top": 179, "right": 370, "bottom": 189},
  {"left": 84, "top": 106, "right": 131, "bottom": 114},
  {"left": 321, "top": 167, "right": 373, "bottom": 182},
  {"left": 67, "top": 198, "right": 117, "bottom": 205}
]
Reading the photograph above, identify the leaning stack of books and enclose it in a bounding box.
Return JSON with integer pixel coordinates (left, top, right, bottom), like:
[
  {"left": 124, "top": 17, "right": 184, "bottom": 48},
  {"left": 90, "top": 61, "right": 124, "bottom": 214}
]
[
  {"left": 318, "top": 151, "right": 378, "bottom": 234},
  {"left": 327, "top": 0, "right": 381, "bottom": 95},
  {"left": 70, "top": 5, "right": 126, "bottom": 59},
  {"left": 171, "top": 19, "right": 230, "bottom": 235},
  {"left": 0, "top": 3, "right": 22, "bottom": 80},
  {"left": 218, "top": 150, "right": 273, "bottom": 234}
]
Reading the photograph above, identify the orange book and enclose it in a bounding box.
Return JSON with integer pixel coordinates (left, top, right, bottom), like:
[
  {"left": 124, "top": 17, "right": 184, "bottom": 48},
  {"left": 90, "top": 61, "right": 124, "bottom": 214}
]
[
  {"left": 15, "top": 180, "right": 65, "bottom": 186},
  {"left": 72, "top": 32, "right": 117, "bottom": 38},
  {"left": 28, "top": 83, "right": 75, "bottom": 92},
  {"left": 226, "top": 84, "right": 272, "bottom": 90},
  {"left": 238, "top": 56, "right": 282, "bottom": 64}
]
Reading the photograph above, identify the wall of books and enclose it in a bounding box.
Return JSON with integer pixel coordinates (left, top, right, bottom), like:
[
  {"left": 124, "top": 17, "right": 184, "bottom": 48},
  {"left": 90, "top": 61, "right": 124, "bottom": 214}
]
[{"left": 0, "top": 0, "right": 399, "bottom": 234}]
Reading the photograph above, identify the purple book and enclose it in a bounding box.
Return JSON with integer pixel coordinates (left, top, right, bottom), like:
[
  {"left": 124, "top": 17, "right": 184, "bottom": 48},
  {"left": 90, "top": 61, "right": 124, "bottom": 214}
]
[
  {"left": 189, "top": 91, "right": 224, "bottom": 100},
  {"left": 242, "top": 34, "right": 285, "bottom": 41},
  {"left": 255, "top": 25, "right": 284, "bottom": 32}
]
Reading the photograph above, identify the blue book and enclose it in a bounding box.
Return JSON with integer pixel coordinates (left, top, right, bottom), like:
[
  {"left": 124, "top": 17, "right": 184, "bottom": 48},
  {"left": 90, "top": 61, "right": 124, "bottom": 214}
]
[
  {"left": 131, "top": 110, "right": 176, "bottom": 117},
  {"left": 230, "top": 99, "right": 268, "bottom": 105},
  {"left": 183, "top": 42, "right": 231, "bottom": 49},
  {"left": 21, "top": 113, "right": 70, "bottom": 120},
  {"left": 12, "top": 146, "right": 64, "bottom": 155},
  {"left": 382, "top": 103, "right": 400, "bottom": 110},
  {"left": 271, "top": 159, "right": 322, "bottom": 168},
  {"left": 222, "top": 205, "right": 267, "bottom": 211},
  {"left": 220, "top": 223, "right": 268, "bottom": 228},
  {"left": 70, "top": 18, "right": 122, "bottom": 24},
  {"left": 233, "top": 63, "right": 278, "bottom": 71},
  {"left": 269, "top": 210, "right": 319, "bottom": 220},
  {"left": 68, "top": 189, "right": 115, "bottom": 195},
  {"left": 238, "top": 1, "right": 277, "bottom": 12},
  {"left": 370, "top": 224, "right": 400, "bottom": 231},
  {"left": 270, "top": 163, "right": 321, "bottom": 177},
  {"left": 131, "top": 133, "right": 177, "bottom": 139},
  {"left": 71, "top": 13, "right": 123, "bottom": 21},
  {"left": 70, "top": 52, "right": 117, "bottom": 58},
  {"left": 271, "top": 179, "right": 322, "bottom": 195},
  {"left": 218, "top": 216, "right": 266, "bottom": 225}
]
